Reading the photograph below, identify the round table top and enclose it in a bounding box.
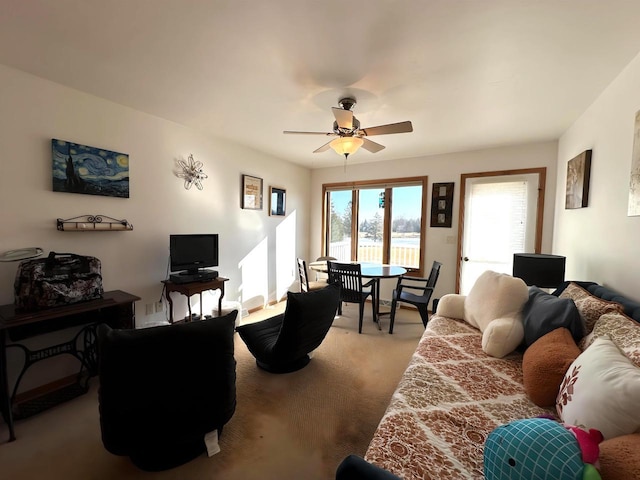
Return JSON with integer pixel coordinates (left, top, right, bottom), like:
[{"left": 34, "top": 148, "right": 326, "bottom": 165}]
[
  {"left": 308, "top": 261, "right": 406, "bottom": 278},
  {"left": 360, "top": 264, "right": 407, "bottom": 278}
]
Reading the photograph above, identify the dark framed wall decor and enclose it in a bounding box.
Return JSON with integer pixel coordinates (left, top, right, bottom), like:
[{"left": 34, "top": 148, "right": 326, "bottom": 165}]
[
  {"left": 269, "top": 187, "right": 286, "bottom": 216},
  {"left": 430, "top": 182, "right": 454, "bottom": 228},
  {"left": 565, "top": 150, "right": 592, "bottom": 209},
  {"left": 242, "top": 174, "right": 263, "bottom": 210}
]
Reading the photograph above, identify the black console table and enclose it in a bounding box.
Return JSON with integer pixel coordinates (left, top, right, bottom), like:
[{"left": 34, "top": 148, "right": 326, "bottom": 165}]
[{"left": 0, "top": 290, "right": 140, "bottom": 441}]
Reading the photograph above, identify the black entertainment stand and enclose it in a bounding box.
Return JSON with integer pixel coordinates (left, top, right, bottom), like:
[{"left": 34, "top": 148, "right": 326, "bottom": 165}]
[{"left": 169, "top": 269, "right": 218, "bottom": 284}]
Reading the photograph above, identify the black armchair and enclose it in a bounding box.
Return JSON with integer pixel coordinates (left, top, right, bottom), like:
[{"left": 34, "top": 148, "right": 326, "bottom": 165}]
[
  {"left": 236, "top": 284, "right": 339, "bottom": 373},
  {"left": 389, "top": 261, "right": 442, "bottom": 333},
  {"left": 97, "top": 310, "right": 238, "bottom": 471},
  {"left": 336, "top": 455, "right": 401, "bottom": 480},
  {"left": 327, "top": 261, "right": 376, "bottom": 334}
]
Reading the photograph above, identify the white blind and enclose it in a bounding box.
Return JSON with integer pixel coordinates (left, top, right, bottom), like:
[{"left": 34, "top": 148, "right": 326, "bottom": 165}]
[{"left": 467, "top": 180, "right": 528, "bottom": 263}]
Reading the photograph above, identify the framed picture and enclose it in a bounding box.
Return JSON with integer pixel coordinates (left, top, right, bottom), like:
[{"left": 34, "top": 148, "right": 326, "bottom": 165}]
[
  {"left": 430, "top": 182, "right": 454, "bottom": 227},
  {"left": 52, "top": 139, "right": 129, "bottom": 198},
  {"left": 565, "top": 150, "right": 592, "bottom": 209},
  {"left": 242, "top": 174, "right": 263, "bottom": 210},
  {"left": 269, "top": 187, "right": 286, "bottom": 216}
]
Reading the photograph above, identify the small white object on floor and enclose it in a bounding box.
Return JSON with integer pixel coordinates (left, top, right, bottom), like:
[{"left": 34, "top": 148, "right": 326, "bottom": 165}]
[{"left": 204, "top": 430, "right": 221, "bottom": 457}]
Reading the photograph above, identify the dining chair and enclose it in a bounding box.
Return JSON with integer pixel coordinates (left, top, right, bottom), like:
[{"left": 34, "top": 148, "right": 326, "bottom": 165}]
[
  {"left": 327, "top": 261, "right": 376, "bottom": 334},
  {"left": 388, "top": 261, "right": 442, "bottom": 334},
  {"left": 314, "top": 255, "right": 336, "bottom": 281},
  {"left": 297, "top": 258, "right": 327, "bottom": 292}
]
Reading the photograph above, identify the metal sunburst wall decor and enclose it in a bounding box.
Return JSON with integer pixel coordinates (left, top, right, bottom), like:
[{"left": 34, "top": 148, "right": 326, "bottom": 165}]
[{"left": 177, "top": 153, "right": 208, "bottom": 190}]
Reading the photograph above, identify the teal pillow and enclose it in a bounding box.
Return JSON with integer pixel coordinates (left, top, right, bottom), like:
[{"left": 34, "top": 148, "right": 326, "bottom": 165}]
[{"left": 484, "top": 418, "right": 586, "bottom": 479}]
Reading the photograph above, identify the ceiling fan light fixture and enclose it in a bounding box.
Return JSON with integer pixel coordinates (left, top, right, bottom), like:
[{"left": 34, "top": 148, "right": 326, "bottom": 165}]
[{"left": 330, "top": 136, "right": 364, "bottom": 157}]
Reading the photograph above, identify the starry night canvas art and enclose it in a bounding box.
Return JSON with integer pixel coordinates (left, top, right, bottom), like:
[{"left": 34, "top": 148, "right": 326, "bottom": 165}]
[{"left": 52, "top": 139, "right": 129, "bottom": 198}]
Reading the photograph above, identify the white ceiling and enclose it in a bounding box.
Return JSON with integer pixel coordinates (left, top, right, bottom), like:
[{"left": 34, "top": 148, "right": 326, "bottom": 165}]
[{"left": 2, "top": 1, "right": 640, "bottom": 168}]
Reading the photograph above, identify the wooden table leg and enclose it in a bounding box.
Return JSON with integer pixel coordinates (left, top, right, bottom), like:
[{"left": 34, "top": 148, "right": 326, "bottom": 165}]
[
  {"left": 0, "top": 331, "right": 16, "bottom": 441},
  {"left": 218, "top": 284, "right": 225, "bottom": 316},
  {"left": 165, "top": 289, "right": 174, "bottom": 324}
]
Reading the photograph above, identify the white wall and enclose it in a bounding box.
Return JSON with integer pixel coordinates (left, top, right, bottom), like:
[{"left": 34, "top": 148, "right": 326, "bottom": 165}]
[
  {"left": 554, "top": 51, "right": 640, "bottom": 300},
  {"left": 310, "top": 141, "right": 559, "bottom": 302},
  {"left": 0, "top": 65, "right": 310, "bottom": 391}
]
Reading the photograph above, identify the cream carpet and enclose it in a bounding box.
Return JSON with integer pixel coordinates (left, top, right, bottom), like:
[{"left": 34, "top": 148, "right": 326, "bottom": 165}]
[{"left": 0, "top": 302, "right": 425, "bottom": 480}]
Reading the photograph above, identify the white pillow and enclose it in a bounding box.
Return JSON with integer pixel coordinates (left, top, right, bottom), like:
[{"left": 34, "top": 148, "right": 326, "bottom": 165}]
[{"left": 556, "top": 336, "right": 640, "bottom": 440}]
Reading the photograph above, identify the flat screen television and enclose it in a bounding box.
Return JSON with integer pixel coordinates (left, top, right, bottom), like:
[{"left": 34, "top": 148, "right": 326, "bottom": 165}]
[{"left": 170, "top": 234, "right": 219, "bottom": 275}]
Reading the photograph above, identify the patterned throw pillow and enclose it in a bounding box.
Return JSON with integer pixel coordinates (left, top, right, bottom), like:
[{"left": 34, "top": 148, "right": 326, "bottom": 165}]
[
  {"left": 556, "top": 336, "right": 640, "bottom": 440},
  {"left": 579, "top": 311, "right": 640, "bottom": 366},
  {"left": 558, "top": 282, "right": 591, "bottom": 302},
  {"left": 559, "top": 283, "right": 623, "bottom": 335}
]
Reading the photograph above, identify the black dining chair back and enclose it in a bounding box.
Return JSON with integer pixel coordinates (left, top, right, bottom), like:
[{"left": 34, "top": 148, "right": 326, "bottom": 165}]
[
  {"left": 327, "top": 261, "right": 376, "bottom": 334},
  {"left": 297, "top": 258, "right": 327, "bottom": 292},
  {"left": 297, "top": 258, "right": 311, "bottom": 292},
  {"left": 388, "top": 261, "right": 442, "bottom": 334}
]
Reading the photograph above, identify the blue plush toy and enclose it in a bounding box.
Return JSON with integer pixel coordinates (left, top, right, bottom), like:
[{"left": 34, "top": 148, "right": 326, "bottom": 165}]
[{"left": 484, "top": 418, "right": 602, "bottom": 480}]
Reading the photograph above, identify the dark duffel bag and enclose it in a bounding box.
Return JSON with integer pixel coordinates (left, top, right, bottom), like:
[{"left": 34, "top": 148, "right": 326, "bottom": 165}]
[{"left": 14, "top": 252, "right": 103, "bottom": 311}]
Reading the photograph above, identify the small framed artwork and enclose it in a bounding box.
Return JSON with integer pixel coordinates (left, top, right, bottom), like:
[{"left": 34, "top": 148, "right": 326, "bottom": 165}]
[
  {"left": 269, "top": 187, "right": 286, "bottom": 216},
  {"left": 565, "top": 150, "right": 592, "bottom": 209},
  {"left": 242, "top": 174, "right": 263, "bottom": 210},
  {"left": 430, "top": 182, "right": 454, "bottom": 228}
]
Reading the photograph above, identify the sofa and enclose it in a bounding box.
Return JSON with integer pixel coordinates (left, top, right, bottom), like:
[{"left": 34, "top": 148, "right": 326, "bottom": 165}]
[{"left": 358, "top": 277, "right": 640, "bottom": 479}]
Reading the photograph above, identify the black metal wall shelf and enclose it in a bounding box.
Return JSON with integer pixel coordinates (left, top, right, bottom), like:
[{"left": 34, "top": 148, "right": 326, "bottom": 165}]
[{"left": 56, "top": 215, "right": 133, "bottom": 232}]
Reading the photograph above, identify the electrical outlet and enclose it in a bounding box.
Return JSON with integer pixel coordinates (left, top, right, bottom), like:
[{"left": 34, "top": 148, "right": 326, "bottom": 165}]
[
  {"left": 145, "top": 303, "right": 154, "bottom": 315},
  {"left": 155, "top": 301, "right": 163, "bottom": 313}
]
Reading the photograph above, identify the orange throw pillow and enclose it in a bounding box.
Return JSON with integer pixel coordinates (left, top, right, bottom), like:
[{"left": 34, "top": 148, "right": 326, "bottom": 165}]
[
  {"left": 599, "top": 433, "right": 640, "bottom": 480},
  {"left": 523, "top": 328, "right": 581, "bottom": 407}
]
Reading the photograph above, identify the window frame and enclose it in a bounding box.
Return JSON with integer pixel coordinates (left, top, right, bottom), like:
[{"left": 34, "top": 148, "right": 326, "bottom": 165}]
[{"left": 321, "top": 176, "right": 428, "bottom": 277}]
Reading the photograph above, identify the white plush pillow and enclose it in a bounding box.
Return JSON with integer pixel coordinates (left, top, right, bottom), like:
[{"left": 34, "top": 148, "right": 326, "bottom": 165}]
[
  {"left": 556, "top": 336, "right": 640, "bottom": 440},
  {"left": 464, "top": 270, "right": 528, "bottom": 358}
]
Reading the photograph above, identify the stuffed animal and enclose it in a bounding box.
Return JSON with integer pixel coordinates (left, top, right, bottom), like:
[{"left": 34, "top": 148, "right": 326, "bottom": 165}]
[
  {"left": 435, "top": 270, "right": 529, "bottom": 357},
  {"left": 484, "top": 418, "right": 603, "bottom": 480}
]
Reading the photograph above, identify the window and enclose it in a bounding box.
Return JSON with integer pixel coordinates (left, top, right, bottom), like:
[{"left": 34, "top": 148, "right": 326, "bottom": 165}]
[{"left": 322, "top": 176, "right": 428, "bottom": 276}]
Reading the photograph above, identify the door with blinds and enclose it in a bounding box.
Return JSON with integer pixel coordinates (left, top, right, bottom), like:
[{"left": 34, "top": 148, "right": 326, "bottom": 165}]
[{"left": 457, "top": 169, "right": 546, "bottom": 294}]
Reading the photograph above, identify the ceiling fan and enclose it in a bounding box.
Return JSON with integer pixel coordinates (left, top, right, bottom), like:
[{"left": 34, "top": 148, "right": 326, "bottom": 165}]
[{"left": 283, "top": 98, "right": 413, "bottom": 159}]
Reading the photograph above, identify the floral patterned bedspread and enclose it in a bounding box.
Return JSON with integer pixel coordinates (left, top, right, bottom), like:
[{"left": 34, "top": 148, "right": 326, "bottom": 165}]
[{"left": 365, "top": 315, "right": 554, "bottom": 479}]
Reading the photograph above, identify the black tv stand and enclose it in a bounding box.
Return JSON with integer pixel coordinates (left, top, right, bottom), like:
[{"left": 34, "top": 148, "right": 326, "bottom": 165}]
[{"left": 169, "top": 269, "right": 218, "bottom": 284}]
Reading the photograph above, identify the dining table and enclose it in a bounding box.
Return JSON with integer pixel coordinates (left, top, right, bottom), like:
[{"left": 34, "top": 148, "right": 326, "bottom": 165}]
[{"left": 308, "top": 261, "right": 407, "bottom": 330}]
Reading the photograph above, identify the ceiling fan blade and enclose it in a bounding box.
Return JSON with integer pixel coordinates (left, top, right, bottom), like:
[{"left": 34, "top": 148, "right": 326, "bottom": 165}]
[
  {"left": 313, "top": 140, "right": 334, "bottom": 153},
  {"left": 283, "top": 130, "right": 335, "bottom": 136},
  {"left": 359, "top": 121, "right": 413, "bottom": 136},
  {"left": 361, "top": 137, "right": 386, "bottom": 153},
  {"left": 332, "top": 107, "right": 353, "bottom": 129}
]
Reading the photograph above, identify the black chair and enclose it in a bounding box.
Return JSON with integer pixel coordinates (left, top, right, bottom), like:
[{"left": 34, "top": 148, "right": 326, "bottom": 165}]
[
  {"left": 297, "top": 257, "right": 327, "bottom": 292},
  {"left": 97, "top": 311, "right": 238, "bottom": 471},
  {"left": 388, "top": 261, "right": 442, "bottom": 334},
  {"left": 327, "top": 261, "right": 376, "bottom": 334},
  {"left": 315, "top": 255, "right": 337, "bottom": 281},
  {"left": 236, "top": 284, "right": 340, "bottom": 373},
  {"left": 336, "top": 455, "right": 401, "bottom": 480}
]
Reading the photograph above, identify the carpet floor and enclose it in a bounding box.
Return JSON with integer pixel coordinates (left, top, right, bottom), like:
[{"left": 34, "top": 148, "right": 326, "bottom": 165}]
[{"left": 0, "top": 302, "right": 425, "bottom": 479}]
